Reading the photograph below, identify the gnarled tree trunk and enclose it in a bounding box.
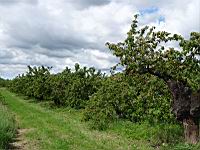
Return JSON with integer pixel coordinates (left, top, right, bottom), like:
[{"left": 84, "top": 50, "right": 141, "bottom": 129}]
[
  {"left": 183, "top": 116, "right": 199, "bottom": 144},
  {"left": 167, "top": 80, "right": 200, "bottom": 144}
]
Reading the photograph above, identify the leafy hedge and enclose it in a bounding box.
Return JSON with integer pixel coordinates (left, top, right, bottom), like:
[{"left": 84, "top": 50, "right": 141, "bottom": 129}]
[
  {"left": 84, "top": 73, "right": 175, "bottom": 129},
  {"left": 0, "top": 78, "right": 8, "bottom": 87},
  {"left": 8, "top": 64, "right": 175, "bottom": 129},
  {"left": 9, "top": 64, "right": 103, "bottom": 109},
  {"left": 84, "top": 76, "right": 136, "bottom": 129}
]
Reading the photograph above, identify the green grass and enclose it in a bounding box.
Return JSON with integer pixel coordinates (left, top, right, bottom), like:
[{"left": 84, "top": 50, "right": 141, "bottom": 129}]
[
  {"left": 0, "top": 88, "right": 200, "bottom": 150},
  {"left": 110, "top": 121, "right": 200, "bottom": 150},
  {"left": 0, "top": 94, "right": 16, "bottom": 149}
]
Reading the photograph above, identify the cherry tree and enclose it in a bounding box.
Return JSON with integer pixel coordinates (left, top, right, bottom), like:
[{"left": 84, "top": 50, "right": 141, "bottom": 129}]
[{"left": 107, "top": 15, "right": 200, "bottom": 144}]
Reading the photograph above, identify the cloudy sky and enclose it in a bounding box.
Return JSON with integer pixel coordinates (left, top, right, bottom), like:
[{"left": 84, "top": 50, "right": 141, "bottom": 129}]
[{"left": 0, "top": 0, "right": 199, "bottom": 78}]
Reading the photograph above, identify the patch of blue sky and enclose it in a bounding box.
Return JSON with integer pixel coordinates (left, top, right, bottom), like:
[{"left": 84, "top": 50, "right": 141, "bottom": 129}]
[
  {"left": 158, "top": 16, "right": 165, "bottom": 24},
  {"left": 139, "top": 6, "right": 159, "bottom": 15},
  {"left": 139, "top": 6, "right": 166, "bottom": 24}
]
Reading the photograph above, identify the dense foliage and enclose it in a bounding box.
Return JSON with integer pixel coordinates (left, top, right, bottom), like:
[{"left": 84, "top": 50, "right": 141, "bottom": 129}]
[
  {"left": 9, "top": 64, "right": 103, "bottom": 109},
  {"left": 84, "top": 73, "right": 174, "bottom": 129},
  {"left": 49, "top": 64, "right": 103, "bottom": 108},
  {"left": 107, "top": 15, "right": 200, "bottom": 91},
  {"left": 8, "top": 63, "right": 176, "bottom": 129},
  {"left": 0, "top": 77, "right": 8, "bottom": 87}
]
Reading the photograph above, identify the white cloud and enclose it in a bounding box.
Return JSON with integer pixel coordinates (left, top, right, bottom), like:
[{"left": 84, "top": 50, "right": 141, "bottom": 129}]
[{"left": 0, "top": 0, "right": 199, "bottom": 78}]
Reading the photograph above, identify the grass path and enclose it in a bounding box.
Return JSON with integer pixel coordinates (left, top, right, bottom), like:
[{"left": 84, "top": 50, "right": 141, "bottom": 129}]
[{"left": 0, "top": 88, "right": 152, "bottom": 150}]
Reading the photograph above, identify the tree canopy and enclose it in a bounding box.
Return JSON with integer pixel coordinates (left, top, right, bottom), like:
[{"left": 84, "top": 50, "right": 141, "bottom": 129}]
[{"left": 107, "top": 15, "right": 200, "bottom": 91}]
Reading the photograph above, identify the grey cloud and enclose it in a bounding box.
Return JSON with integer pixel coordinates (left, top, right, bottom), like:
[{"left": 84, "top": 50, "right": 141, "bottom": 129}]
[
  {"left": 0, "top": 49, "right": 14, "bottom": 59},
  {"left": 0, "top": 0, "right": 199, "bottom": 78},
  {"left": 8, "top": 29, "right": 93, "bottom": 51},
  {"left": 0, "top": 0, "right": 38, "bottom": 5},
  {"left": 31, "top": 48, "right": 80, "bottom": 59},
  {"left": 8, "top": 27, "right": 102, "bottom": 53},
  {"left": 71, "top": 0, "right": 111, "bottom": 9},
  {"left": 3, "top": 7, "right": 104, "bottom": 52}
]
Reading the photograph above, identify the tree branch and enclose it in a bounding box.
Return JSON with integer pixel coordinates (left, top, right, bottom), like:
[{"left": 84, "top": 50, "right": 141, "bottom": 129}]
[{"left": 137, "top": 66, "right": 172, "bottom": 82}]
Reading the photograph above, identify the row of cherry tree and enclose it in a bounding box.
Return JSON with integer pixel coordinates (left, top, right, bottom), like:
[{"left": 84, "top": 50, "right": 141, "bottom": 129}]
[
  {"left": 9, "top": 64, "right": 103, "bottom": 109},
  {"left": 6, "top": 63, "right": 174, "bottom": 124}
]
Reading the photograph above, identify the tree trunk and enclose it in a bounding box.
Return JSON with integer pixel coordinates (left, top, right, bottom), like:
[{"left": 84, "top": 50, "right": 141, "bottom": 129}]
[
  {"left": 183, "top": 116, "right": 199, "bottom": 144},
  {"left": 167, "top": 80, "right": 191, "bottom": 120},
  {"left": 166, "top": 80, "right": 199, "bottom": 144}
]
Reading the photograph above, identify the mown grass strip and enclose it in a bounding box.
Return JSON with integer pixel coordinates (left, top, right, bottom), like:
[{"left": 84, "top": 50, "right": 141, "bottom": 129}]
[
  {"left": 1, "top": 88, "right": 150, "bottom": 150},
  {"left": 1, "top": 88, "right": 200, "bottom": 150}
]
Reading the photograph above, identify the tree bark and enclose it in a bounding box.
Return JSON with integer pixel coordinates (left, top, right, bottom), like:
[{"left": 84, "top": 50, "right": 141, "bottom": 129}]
[
  {"left": 167, "top": 80, "right": 191, "bottom": 120},
  {"left": 167, "top": 80, "right": 199, "bottom": 144},
  {"left": 143, "top": 69, "right": 200, "bottom": 144},
  {"left": 183, "top": 116, "right": 199, "bottom": 144}
]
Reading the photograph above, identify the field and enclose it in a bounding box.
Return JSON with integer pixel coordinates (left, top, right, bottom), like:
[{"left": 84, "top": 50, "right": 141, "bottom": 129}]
[
  {"left": 0, "top": 88, "right": 199, "bottom": 150},
  {"left": 0, "top": 0, "right": 199, "bottom": 149}
]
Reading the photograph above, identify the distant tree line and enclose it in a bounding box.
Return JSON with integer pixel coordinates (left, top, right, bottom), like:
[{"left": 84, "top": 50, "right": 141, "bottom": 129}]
[{"left": 0, "top": 77, "right": 8, "bottom": 87}]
